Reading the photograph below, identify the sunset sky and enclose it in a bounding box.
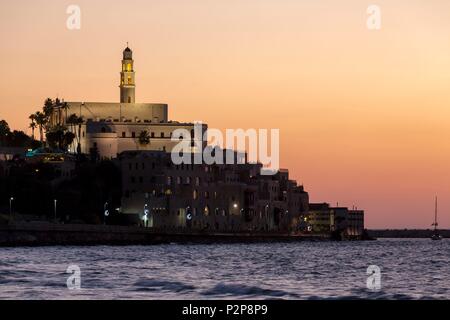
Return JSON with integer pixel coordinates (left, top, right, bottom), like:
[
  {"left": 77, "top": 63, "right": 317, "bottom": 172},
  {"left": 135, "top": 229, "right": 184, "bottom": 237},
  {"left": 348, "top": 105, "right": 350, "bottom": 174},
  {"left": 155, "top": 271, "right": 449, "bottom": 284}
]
[{"left": 1, "top": 0, "right": 450, "bottom": 228}]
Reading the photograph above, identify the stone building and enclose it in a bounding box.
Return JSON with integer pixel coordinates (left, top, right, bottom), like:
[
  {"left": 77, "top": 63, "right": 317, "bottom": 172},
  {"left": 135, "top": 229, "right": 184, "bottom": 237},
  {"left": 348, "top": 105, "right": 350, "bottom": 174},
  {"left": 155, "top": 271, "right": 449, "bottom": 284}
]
[
  {"left": 308, "top": 203, "right": 365, "bottom": 238},
  {"left": 50, "top": 47, "right": 205, "bottom": 159},
  {"left": 118, "top": 150, "right": 309, "bottom": 233}
]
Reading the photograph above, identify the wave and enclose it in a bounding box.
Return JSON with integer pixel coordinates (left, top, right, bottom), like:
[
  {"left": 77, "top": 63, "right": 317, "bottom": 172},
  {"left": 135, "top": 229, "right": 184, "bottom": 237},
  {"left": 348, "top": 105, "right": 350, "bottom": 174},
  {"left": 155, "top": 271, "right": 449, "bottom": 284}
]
[
  {"left": 133, "top": 278, "right": 196, "bottom": 293},
  {"left": 201, "top": 283, "right": 299, "bottom": 298}
]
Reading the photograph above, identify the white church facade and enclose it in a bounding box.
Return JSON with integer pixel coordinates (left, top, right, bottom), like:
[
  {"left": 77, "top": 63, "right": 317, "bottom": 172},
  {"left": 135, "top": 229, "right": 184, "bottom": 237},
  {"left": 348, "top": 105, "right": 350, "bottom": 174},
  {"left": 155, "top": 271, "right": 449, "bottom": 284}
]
[{"left": 50, "top": 46, "right": 205, "bottom": 159}]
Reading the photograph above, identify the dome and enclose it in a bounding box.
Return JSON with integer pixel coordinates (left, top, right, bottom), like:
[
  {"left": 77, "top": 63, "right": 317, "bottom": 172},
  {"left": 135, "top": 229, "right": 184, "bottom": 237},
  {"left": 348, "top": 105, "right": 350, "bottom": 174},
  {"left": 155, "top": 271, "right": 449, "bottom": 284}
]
[{"left": 123, "top": 46, "right": 133, "bottom": 59}]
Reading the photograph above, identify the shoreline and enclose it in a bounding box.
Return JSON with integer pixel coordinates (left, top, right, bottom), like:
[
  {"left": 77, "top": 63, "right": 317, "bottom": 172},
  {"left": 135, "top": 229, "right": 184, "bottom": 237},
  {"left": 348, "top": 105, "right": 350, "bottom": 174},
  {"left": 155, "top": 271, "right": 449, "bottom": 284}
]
[{"left": 0, "top": 223, "right": 339, "bottom": 247}]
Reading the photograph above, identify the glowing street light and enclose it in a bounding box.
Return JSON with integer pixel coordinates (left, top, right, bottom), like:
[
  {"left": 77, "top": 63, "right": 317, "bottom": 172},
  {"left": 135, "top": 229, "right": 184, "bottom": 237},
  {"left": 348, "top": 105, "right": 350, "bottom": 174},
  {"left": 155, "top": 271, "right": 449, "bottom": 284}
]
[
  {"left": 9, "top": 197, "right": 14, "bottom": 221},
  {"left": 104, "top": 202, "right": 109, "bottom": 225},
  {"left": 143, "top": 203, "right": 150, "bottom": 227},
  {"left": 186, "top": 206, "right": 193, "bottom": 221},
  {"left": 54, "top": 199, "right": 58, "bottom": 222}
]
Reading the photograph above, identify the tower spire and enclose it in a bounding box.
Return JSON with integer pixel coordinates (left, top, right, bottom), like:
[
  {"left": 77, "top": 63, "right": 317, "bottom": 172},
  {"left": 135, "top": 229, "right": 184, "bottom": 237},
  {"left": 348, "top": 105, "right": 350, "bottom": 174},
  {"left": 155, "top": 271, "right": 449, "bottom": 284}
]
[{"left": 120, "top": 46, "right": 135, "bottom": 103}]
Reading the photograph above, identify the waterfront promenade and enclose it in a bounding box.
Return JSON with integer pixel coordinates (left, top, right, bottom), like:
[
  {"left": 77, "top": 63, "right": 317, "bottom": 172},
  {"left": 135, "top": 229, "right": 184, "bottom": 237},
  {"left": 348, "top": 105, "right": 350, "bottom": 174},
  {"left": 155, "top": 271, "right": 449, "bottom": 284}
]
[{"left": 0, "top": 222, "right": 331, "bottom": 246}]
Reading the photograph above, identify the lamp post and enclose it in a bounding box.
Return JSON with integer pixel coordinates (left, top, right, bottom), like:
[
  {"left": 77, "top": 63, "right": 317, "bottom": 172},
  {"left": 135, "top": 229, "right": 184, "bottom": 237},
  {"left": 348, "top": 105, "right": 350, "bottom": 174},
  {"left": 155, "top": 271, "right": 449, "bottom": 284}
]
[
  {"left": 9, "top": 197, "right": 14, "bottom": 222},
  {"left": 144, "top": 204, "right": 150, "bottom": 228},
  {"left": 54, "top": 199, "right": 57, "bottom": 222},
  {"left": 104, "top": 202, "right": 109, "bottom": 225},
  {"left": 186, "top": 206, "right": 192, "bottom": 221}
]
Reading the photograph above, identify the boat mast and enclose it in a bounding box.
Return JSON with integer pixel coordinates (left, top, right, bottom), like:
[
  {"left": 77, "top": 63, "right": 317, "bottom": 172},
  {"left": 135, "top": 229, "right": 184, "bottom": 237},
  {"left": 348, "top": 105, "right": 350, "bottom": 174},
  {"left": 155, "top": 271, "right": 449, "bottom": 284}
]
[{"left": 434, "top": 196, "right": 438, "bottom": 231}]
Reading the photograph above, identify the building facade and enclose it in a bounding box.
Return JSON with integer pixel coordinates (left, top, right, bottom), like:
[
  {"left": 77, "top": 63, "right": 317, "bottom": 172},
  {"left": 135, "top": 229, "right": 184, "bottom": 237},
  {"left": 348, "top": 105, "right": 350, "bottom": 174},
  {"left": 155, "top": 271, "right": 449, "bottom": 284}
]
[
  {"left": 308, "top": 203, "right": 365, "bottom": 238},
  {"left": 118, "top": 151, "right": 309, "bottom": 233},
  {"left": 50, "top": 47, "right": 205, "bottom": 159}
]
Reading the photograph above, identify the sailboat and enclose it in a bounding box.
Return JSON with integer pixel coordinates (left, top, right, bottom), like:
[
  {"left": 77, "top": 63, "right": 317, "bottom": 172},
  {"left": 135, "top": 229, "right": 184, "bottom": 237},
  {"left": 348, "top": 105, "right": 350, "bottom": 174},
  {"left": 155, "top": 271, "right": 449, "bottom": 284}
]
[{"left": 431, "top": 196, "right": 442, "bottom": 241}]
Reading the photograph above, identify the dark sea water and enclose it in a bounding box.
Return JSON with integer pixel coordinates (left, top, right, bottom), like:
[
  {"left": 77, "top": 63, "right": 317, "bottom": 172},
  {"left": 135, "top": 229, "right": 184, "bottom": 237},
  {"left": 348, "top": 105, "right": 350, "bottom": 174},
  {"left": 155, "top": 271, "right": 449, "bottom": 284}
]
[{"left": 0, "top": 239, "right": 449, "bottom": 300}]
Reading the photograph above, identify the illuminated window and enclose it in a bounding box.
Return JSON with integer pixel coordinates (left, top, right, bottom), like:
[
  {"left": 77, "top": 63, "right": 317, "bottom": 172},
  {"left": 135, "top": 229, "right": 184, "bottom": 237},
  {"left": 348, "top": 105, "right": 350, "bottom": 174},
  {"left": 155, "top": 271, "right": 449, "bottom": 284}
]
[
  {"left": 204, "top": 206, "right": 210, "bottom": 216},
  {"left": 193, "top": 190, "right": 198, "bottom": 200},
  {"left": 127, "top": 63, "right": 132, "bottom": 72},
  {"left": 128, "top": 76, "right": 132, "bottom": 85}
]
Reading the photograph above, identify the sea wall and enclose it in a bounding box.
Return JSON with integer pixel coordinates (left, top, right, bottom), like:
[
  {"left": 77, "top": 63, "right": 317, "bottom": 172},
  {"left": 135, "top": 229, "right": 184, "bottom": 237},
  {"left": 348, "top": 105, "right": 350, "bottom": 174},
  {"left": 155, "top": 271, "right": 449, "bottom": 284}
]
[{"left": 0, "top": 223, "right": 330, "bottom": 247}]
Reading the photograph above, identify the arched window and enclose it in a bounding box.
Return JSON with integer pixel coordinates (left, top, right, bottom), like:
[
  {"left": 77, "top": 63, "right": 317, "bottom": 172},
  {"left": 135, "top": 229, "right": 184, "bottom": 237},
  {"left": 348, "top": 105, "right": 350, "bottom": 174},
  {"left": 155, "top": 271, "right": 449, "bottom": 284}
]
[
  {"left": 193, "top": 190, "right": 198, "bottom": 200},
  {"left": 204, "top": 205, "right": 210, "bottom": 216}
]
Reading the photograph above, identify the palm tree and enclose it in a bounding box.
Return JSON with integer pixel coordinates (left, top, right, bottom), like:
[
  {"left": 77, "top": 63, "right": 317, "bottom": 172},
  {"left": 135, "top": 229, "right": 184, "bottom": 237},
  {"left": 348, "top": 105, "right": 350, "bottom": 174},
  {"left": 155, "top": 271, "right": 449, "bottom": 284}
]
[
  {"left": 63, "top": 131, "right": 76, "bottom": 150},
  {"left": 138, "top": 130, "right": 150, "bottom": 146},
  {"left": 61, "top": 101, "right": 70, "bottom": 125},
  {"left": 34, "top": 111, "right": 46, "bottom": 143},
  {"left": 43, "top": 98, "right": 54, "bottom": 128},
  {"left": 66, "top": 114, "right": 82, "bottom": 152},
  {"left": 29, "top": 114, "right": 36, "bottom": 140}
]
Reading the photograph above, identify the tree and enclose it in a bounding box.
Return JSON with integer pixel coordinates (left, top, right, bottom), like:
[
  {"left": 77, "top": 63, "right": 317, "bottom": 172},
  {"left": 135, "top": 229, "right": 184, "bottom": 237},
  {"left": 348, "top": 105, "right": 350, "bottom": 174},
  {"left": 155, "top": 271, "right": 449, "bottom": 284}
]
[
  {"left": 61, "top": 101, "right": 70, "bottom": 125},
  {"left": 66, "top": 114, "right": 83, "bottom": 154},
  {"left": 9, "top": 130, "right": 32, "bottom": 147},
  {"left": 46, "top": 125, "right": 76, "bottom": 150},
  {"left": 29, "top": 114, "right": 37, "bottom": 140},
  {"left": 46, "top": 127, "right": 65, "bottom": 149},
  {"left": 138, "top": 130, "right": 150, "bottom": 145},
  {"left": 63, "top": 131, "right": 76, "bottom": 150},
  {"left": 0, "top": 120, "right": 10, "bottom": 146},
  {"left": 34, "top": 112, "right": 46, "bottom": 143},
  {"left": 43, "top": 98, "right": 54, "bottom": 118}
]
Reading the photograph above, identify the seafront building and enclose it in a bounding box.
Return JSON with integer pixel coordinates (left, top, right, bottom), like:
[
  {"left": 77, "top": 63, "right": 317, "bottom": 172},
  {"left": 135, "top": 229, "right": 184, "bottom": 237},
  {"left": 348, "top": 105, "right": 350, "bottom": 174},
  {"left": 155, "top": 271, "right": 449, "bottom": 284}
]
[
  {"left": 49, "top": 47, "right": 206, "bottom": 159},
  {"left": 1, "top": 46, "right": 366, "bottom": 238},
  {"left": 308, "top": 203, "right": 364, "bottom": 238},
  {"left": 119, "top": 150, "right": 309, "bottom": 232}
]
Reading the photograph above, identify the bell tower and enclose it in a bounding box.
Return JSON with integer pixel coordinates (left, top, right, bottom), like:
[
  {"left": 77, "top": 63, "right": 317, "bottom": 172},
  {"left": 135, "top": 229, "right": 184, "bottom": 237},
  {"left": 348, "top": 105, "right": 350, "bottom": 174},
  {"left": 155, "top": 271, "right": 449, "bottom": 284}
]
[{"left": 120, "top": 45, "right": 135, "bottom": 103}]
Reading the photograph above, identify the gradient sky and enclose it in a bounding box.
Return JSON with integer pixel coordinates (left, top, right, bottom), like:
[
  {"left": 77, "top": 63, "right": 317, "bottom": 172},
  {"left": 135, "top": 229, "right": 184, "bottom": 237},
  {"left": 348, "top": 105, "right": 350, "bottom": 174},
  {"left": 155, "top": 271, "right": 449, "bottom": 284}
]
[{"left": 1, "top": 0, "right": 450, "bottom": 228}]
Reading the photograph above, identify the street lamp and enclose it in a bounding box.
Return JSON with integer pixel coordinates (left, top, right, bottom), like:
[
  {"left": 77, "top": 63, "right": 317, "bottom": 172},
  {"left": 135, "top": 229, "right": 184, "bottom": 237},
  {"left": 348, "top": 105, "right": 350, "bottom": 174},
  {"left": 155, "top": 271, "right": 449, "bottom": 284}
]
[
  {"left": 143, "top": 203, "right": 150, "bottom": 227},
  {"left": 104, "top": 202, "right": 109, "bottom": 225},
  {"left": 54, "top": 199, "right": 57, "bottom": 222},
  {"left": 186, "top": 206, "right": 192, "bottom": 221},
  {"left": 9, "top": 197, "right": 14, "bottom": 222}
]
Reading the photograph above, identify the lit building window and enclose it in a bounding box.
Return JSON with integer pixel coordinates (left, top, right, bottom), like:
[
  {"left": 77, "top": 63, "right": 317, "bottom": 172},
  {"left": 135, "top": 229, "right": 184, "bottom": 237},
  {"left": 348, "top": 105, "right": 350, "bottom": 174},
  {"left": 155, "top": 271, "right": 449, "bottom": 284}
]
[{"left": 193, "top": 190, "right": 198, "bottom": 200}]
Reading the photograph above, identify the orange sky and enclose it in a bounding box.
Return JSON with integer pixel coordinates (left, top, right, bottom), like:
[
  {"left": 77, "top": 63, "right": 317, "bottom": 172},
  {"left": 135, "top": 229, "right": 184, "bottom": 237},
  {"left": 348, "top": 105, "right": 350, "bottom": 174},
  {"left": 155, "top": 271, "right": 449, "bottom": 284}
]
[{"left": 1, "top": 0, "right": 450, "bottom": 228}]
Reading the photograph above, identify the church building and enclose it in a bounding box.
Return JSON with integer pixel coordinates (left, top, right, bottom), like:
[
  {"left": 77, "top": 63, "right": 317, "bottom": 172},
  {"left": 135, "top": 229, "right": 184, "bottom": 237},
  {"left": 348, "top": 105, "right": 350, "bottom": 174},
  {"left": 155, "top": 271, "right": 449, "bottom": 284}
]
[{"left": 50, "top": 46, "right": 205, "bottom": 159}]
